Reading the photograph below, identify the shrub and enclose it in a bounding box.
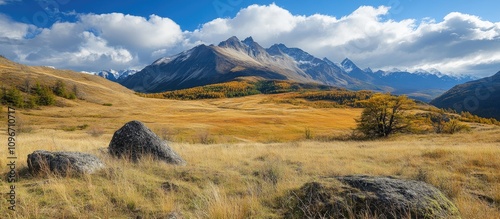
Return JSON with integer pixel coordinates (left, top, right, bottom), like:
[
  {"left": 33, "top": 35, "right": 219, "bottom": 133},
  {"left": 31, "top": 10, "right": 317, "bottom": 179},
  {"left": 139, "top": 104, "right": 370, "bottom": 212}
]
[
  {"left": 77, "top": 124, "right": 89, "bottom": 130},
  {"left": 429, "top": 113, "right": 450, "bottom": 133},
  {"left": 442, "top": 119, "right": 470, "bottom": 134}
]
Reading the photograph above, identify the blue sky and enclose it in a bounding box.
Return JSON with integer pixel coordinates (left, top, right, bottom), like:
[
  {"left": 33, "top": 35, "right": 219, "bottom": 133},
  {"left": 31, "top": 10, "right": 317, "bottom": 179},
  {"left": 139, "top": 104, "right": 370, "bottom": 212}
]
[
  {"left": 3, "top": 0, "right": 499, "bottom": 30},
  {"left": 1, "top": 0, "right": 500, "bottom": 76}
]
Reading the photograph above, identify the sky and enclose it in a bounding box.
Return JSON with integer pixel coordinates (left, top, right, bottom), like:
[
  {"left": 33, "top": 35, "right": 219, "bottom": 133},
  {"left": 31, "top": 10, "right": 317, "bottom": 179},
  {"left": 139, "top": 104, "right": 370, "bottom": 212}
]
[{"left": 0, "top": 0, "right": 499, "bottom": 77}]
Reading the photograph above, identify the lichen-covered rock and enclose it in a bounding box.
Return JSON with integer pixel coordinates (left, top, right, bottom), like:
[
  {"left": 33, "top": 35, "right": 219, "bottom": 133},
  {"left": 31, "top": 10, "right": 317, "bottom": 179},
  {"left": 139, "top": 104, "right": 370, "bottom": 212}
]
[
  {"left": 27, "top": 150, "right": 104, "bottom": 175},
  {"left": 108, "top": 120, "right": 185, "bottom": 165},
  {"left": 282, "top": 175, "right": 460, "bottom": 219}
]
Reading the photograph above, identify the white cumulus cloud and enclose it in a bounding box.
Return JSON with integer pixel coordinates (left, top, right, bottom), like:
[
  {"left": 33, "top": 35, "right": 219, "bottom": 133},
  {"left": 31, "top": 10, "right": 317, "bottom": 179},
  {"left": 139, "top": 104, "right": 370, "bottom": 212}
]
[
  {"left": 0, "top": 4, "right": 499, "bottom": 77},
  {"left": 0, "top": 12, "right": 183, "bottom": 71},
  {"left": 186, "top": 4, "right": 500, "bottom": 77}
]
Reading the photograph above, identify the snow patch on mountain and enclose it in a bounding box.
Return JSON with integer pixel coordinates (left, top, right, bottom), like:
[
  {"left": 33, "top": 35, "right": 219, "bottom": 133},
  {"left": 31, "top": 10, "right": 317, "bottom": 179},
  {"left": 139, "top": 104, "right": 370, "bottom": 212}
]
[
  {"left": 94, "top": 69, "right": 138, "bottom": 81},
  {"left": 340, "top": 58, "right": 359, "bottom": 73}
]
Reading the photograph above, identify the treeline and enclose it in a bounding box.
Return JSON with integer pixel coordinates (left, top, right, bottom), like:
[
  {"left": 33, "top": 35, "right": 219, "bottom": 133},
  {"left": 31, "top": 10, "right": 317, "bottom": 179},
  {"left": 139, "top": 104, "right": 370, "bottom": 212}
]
[
  {"left": 459, "top": 111, "right": 500, "bottom": 125},
  {"left": 138, "top": 80, "right": 374, "bottom": 108},
  {"left": 296, "top": 90, "right": 373, "bottom": 107},
  {"left": 141, "top": 81, "right": 260, "bottom": 100},
  {"left": 139, "top": 80, "right": 295, "bottom": 100},
  {"left": 140, "top": 80, "right": 341, "bottom": 100},
  {"left": 0, "top": 80, "right": 77, "bottom": 109}
]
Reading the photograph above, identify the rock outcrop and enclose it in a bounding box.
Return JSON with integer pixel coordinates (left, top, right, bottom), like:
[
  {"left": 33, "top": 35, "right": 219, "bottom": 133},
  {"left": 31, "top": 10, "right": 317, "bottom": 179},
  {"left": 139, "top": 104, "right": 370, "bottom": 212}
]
[
  {"left": 282, "top": 175, "right": 460, "bottom": 219},
  {"left": 27, "top": 150, "right": 104, "bottom": 175},
  {"left": 108, "top": 120, "right": 186, "bottom": 165}
]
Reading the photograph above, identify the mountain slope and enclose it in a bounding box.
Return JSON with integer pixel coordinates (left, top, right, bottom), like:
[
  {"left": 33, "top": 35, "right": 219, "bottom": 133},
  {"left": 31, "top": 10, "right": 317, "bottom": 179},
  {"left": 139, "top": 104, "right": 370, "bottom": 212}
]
[
  {"left": 118, "top": 36, "right": 472, "bottom": 101},
  {"left": 266, "top": 45, "right": 374, "bottom": 90},
  {"left": 119, "top": 37, "right": 375, "bottom": 93},
  {"left": 120, "top": 41, "right": 306, "bottom": 92},
  {"left": 430, "top": 71, "right": 500, "bottom": 119},
  {"left": 0, "top": 56, "right": 134, "bottom": 105}
]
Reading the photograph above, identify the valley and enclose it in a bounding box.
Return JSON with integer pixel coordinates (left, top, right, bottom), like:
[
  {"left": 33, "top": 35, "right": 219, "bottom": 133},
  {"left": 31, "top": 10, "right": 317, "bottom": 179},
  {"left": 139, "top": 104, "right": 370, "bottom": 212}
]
[
  {"left": 1, "top": 48, "right": 499, "bottom": 219},
  {"left": 0, "top": 44, "right": 500, "bottom": 219}
]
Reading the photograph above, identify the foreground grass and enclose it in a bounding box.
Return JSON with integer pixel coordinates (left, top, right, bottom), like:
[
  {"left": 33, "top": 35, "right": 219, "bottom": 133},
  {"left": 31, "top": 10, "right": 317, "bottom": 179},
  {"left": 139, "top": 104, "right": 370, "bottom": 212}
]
[{"left": 1, "top": 127, "right": 499, "bottom": 218}]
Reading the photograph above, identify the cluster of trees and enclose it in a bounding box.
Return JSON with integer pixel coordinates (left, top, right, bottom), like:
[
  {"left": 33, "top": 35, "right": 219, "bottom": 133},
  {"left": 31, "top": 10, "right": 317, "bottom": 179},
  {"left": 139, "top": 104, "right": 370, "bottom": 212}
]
[
  {"left": 459, "top": 111, "right": 500, "bottom": 125},
  {"left": 254, "top": 80, "right": 299, "bottom": 94},
  {"left": 297, "top": 90, "right": 372, "bottom": 107},
  {"left": 0, "top": 80, "right": 77, "bottom": 109},
  {"left": 141, "top": 81, "right": 260, "bottom": 100},
  {"left": 426, "top": 113, "right": 471, "bottom": 134},
  {"left": 141, "top": 80, "right": 373, "bottom": 103},
  {"left": 142, "top": 80, "right": 317, "bottom": 100}
]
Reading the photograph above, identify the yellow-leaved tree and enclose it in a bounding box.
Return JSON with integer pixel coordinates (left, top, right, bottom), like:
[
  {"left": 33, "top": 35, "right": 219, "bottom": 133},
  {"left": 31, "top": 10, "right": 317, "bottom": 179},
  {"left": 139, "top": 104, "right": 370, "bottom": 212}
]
[{"left": 356, "top": 93, "right": 416, "bottom": 138}]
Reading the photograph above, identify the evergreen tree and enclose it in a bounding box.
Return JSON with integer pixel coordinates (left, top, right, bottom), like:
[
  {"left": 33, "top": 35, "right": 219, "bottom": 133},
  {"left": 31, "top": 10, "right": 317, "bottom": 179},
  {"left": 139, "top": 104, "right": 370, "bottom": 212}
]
[
  {"left": 35, "top": 83, "right": 55, "bottom": 106},
  {"left": 4, "top": 87, "right": 24, "bottom": 108}
]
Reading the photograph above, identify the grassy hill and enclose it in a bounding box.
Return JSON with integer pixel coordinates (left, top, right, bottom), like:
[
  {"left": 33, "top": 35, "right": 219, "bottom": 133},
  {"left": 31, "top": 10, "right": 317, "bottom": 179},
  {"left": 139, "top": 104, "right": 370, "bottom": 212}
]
[
  {"left": 0, "top": 56, "right": 134, "bottom": 106},
  {"left": 0, "top": 58, "right": 499, "bottom": 218}
]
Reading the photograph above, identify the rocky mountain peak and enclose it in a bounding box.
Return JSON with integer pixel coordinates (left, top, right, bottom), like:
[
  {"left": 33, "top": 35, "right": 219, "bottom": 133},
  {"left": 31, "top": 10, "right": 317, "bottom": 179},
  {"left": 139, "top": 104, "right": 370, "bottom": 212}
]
[
  {"left": 242, "top": 36, "right": 255, "bottom": 46},
  {"left": 340, "top": 58, "right": 360, "bottom": 73},
  {"left": 218, "top": 36, "right": 245, "bottom": 50}
]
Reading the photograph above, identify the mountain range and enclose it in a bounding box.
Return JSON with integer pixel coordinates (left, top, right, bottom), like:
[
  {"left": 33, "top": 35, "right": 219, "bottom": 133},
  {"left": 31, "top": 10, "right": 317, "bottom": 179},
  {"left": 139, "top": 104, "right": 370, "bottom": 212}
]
[
  {"left": 1, "top": 53, "right": 497, "bottom": 120},
  {"left": 430, "top": 71, "right": 500, "bottom": 120},
  {"left": 115, "top": 36, "right": 473, "bottom": 102},
  {"left": 93, "top": 69, "right": 138, "bottom": 82}
]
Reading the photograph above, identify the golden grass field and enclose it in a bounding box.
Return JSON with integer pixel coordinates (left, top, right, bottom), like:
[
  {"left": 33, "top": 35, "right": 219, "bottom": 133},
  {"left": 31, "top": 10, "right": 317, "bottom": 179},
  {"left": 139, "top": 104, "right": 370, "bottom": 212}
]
[
  {"left": 1, "top": 58, "right": 500, "bottom": 218},
  {"left": 1, "top": 92, "right": 499, "bottom": 218}
]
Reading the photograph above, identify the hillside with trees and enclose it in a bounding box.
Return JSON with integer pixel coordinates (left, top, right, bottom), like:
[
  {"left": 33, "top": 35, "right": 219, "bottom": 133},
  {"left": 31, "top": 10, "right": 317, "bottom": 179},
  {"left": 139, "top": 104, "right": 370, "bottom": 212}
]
[{"left": 0, "top": 56, "right": 135, "bottom": 107}]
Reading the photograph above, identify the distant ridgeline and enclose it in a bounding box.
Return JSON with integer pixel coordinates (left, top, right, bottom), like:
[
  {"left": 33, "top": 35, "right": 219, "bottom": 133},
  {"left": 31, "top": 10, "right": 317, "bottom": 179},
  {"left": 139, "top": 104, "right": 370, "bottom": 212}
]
[{"left": 138, "top": 80, "right": 373, "bottom": 108}]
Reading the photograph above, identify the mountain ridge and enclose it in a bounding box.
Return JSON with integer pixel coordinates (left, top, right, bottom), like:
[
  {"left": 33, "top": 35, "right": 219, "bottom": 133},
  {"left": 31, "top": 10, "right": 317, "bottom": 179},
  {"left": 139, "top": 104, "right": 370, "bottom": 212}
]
[
  {"left": 115, "top": 36, "right": 473, "bottom": 101},
  {"left": 94, "top": 69, "right": 138, "bottom": 82},
  {"left": 430, "top": 71, "right": 500, "bottom": 120}
]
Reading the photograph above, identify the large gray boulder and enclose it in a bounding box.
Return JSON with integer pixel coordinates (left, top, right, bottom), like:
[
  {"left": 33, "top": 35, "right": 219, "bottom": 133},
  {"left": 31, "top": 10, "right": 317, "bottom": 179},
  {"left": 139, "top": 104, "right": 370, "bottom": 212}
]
[
  {"left": 108, "top": 120, "right": 185, "bottom": 165},
  {"left": 27, "top": 150, "right": 104, "bottom": 176},
  {"left": 282, "top": 175, "right": 460, "bottom": 219}
]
